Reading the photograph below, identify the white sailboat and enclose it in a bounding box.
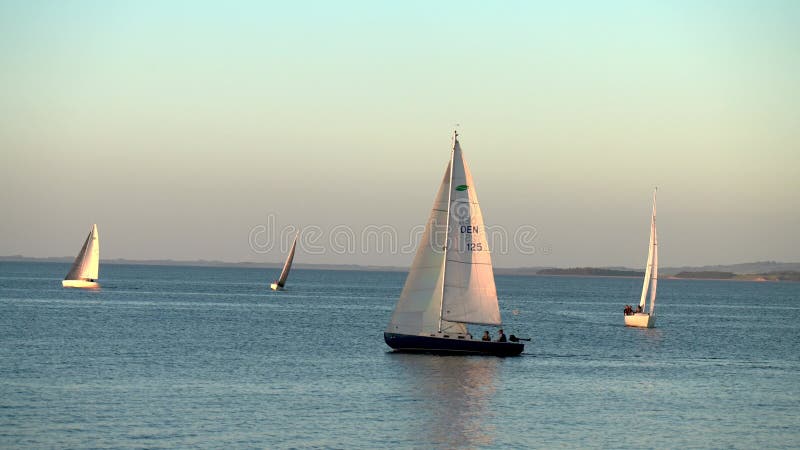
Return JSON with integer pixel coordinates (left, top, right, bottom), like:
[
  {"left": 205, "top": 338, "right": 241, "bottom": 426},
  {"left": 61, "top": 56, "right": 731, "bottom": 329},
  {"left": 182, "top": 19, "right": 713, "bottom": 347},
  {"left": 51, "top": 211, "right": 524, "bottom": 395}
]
[
  {"left": 62, "top": 224, "right": 100, "bottom": 289},
  {"left": 625, "top": 189, "right": 658, "bottom": 328},
  {"left": 271, "top": 231, "right": 299, "bottom": 291},
  {"left": 384, "top": 132, "right": 524, "bottom": 356}
]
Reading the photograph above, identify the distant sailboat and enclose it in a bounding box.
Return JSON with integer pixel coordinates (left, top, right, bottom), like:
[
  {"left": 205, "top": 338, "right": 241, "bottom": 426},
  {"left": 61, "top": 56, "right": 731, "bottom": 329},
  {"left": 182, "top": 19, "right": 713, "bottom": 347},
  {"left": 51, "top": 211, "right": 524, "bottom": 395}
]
[
  {"left": 625, "top": 190, "right": 658, "bottom": 328},
  {"left": 271, "top": 231, "right": 299, "bottom": 291},
  {"left": 62, "top": 224, "right": 100, "bottom": 289},
  {"left": 384, "top": 132, "right": 524, "bottom": 356}
]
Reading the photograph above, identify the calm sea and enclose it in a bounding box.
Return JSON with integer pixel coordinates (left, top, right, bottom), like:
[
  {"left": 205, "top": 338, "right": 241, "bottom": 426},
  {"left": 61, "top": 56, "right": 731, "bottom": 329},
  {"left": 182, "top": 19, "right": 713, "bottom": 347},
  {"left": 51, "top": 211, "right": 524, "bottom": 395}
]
[{"left": 1, "top": 262, "right": 798, "bottom": 449}]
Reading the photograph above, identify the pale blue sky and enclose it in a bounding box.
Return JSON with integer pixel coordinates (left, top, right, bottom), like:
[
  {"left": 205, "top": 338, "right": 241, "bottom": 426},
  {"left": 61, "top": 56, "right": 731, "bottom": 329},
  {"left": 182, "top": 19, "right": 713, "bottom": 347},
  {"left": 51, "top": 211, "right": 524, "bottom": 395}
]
[{"left": 1, "top": 1, "right": 798, "bottom": 267}]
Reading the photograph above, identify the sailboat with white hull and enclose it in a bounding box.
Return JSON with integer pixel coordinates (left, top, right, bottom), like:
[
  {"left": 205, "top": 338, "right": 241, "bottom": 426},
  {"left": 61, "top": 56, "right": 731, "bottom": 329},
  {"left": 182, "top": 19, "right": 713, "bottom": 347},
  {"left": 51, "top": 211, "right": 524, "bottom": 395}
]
[
  {"left": 625, "top": 190, "right": 658, "bottom": 328},
  {"left": 62, "top": 224, "right": 100, "bottom": 289},
  {"left": 271, "top": 231, "right": 299, "bottom": 291},
  {"left": 384, "top": 132, "right": 524, "bottom": 356}
]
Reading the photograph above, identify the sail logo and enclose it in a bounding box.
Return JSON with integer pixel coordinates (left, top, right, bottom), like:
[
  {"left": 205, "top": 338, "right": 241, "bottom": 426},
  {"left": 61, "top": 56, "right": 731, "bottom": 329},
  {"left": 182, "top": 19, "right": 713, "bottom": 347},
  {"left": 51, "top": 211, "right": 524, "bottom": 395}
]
[{"left": 455, "top": 185, "right": 469, "bottom": 191}]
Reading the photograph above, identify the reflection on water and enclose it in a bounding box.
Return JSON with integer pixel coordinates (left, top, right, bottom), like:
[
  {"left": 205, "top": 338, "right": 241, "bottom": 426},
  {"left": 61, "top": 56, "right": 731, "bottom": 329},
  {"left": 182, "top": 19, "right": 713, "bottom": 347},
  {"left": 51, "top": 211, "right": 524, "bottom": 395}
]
[
  {"left": 627, "top": 326, "right": 664, "bottom": 351},
  {"left": 390, "top": 354, "right": 500, "bottom": 448}
]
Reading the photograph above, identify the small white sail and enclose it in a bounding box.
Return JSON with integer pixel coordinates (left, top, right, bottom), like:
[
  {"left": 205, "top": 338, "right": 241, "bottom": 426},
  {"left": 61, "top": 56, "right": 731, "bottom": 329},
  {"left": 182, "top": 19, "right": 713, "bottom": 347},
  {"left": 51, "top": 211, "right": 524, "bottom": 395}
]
[
  {"left": 440, "top": 139, "right": 502, "bottom": 326},
  {"left": 61, "top": 224, "right": 100, "bottom": 288},
  {"left": 638, "top": 190, "right": 657, "bottom": 313},
  {"left": 275, "top": 232, "right": 299, "bottom": 288},
  {"left": 64, "top": 224, "right": 100, "bottom": 281}
]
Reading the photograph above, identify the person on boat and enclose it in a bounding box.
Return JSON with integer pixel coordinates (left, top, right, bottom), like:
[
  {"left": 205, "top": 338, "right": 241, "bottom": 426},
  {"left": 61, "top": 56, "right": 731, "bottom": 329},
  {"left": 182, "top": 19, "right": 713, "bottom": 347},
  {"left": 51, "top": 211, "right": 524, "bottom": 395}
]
[
  {"left": 497, "top": 329, "right": 507, "bottom": 343},
  {"left": 481, "top": 331, "right": 491, "bottom": 341},
  {"left": 635, "top": 304, "right": 643, "bottom": 313},
  {"left": 624, "top": 305, "right": 632, "bottom": 315}
]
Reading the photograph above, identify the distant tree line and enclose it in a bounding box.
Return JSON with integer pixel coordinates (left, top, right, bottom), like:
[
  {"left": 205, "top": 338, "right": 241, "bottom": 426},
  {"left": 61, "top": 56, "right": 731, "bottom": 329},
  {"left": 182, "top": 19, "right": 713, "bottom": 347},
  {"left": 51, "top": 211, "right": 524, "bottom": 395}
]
[
  {"left": 674, "top": 271, "right": 800, "bottom": 281},
  {"left": 537, "top": 267, "right": 644, "bottom": 277}
]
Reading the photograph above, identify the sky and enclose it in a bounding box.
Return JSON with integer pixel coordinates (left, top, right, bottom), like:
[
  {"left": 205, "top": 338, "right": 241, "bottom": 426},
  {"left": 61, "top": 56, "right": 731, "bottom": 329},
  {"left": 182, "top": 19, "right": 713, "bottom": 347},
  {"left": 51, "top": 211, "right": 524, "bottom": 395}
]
[{"left": 1, "top": 1, "right": 798, "bottom": 268}]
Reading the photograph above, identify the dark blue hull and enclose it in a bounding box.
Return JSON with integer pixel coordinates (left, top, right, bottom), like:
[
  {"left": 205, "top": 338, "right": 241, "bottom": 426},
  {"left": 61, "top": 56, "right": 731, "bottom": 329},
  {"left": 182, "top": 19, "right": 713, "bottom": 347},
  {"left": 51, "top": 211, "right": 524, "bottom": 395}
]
[{"left": 384, "top": 332, "right": 524, "bottom": 356}]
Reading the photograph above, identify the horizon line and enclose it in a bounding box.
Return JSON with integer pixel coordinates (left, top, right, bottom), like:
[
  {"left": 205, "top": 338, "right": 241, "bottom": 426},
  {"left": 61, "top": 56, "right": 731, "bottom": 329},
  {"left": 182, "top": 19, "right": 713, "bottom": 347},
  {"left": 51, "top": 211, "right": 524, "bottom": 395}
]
[{"left": 1, "top": 255, "right": 797, "bottom": 272}]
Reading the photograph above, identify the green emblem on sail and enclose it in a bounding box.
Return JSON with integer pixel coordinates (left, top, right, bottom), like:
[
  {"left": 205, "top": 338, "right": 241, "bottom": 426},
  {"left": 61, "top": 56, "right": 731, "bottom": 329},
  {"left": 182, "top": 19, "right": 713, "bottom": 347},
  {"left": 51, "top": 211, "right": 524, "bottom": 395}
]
[{"left": 456, "top": 185, "right": 469, "bottom": 191}]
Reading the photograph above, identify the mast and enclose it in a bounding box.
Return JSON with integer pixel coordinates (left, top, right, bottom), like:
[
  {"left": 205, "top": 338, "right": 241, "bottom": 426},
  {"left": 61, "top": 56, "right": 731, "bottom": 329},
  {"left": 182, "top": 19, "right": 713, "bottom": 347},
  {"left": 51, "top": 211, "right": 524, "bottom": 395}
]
[{"left": 438, "top": 131, "right": 457, "bottom": 332}]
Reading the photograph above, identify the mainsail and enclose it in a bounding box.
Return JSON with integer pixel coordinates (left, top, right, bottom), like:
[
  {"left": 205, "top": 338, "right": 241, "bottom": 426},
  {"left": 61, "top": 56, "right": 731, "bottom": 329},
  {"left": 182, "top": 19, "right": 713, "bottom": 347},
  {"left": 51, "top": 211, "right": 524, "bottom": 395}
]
[
  {"left": 387, "top": 134, "right": 501, "bottom": 336},
  {"left": 276, "top": 232, "right": 299, "bottom": 288},
  {"left": 64, "top": 224, "right": 99, "bottom": 281},
  {"left": 440, "top": 139, "right": 502, "bottom": 326},
  {"left": 638, "top": 190, "right": 657, "bottom": 313}
]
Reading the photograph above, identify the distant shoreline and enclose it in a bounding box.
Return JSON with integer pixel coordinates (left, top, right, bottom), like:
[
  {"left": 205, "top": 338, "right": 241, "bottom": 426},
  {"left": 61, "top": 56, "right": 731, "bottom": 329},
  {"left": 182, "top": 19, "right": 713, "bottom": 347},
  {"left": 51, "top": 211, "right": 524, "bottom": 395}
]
[
  {"left": 0, "top": 255, "right": 405, "bottom": 273},
  {"left": 2, "top": 255, "right": 798, "bottom": 281}
]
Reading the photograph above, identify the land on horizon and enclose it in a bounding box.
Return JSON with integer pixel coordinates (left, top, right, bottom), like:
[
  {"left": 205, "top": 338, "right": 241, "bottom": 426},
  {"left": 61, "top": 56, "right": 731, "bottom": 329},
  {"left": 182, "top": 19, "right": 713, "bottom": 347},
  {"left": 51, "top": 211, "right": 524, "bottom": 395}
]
[{"left": 3, "top": 255, "right": 799, "bottom": 280}]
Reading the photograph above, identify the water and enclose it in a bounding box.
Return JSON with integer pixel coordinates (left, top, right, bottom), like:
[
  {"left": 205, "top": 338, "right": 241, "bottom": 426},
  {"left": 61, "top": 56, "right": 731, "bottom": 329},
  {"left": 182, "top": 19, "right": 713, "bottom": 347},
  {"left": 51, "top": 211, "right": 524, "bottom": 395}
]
[{"left": 1, "top": 262, "right": 798, "bottom": 449}]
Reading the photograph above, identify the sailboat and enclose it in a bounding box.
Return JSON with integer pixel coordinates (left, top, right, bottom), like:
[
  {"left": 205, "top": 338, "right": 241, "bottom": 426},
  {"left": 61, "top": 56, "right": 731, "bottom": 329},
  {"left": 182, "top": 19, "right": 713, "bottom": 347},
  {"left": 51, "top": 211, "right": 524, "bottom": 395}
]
[
  {"left": 62, "top": 224, "right": 100, "bottom": 288},
  {"left": 625, "top": 189, "right": 658, "bottom": 328},
  {"left": 271, "top": 231, "right": 299, "bottom": 291},
  {"left": 384, "top": 132, "right": 524, "bottom": 356}
]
